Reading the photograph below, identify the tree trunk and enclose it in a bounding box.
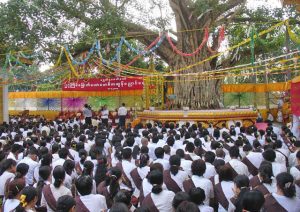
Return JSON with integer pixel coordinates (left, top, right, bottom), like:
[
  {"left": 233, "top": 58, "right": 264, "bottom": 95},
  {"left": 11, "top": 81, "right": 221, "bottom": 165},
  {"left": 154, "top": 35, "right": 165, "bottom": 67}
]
[
  {"left": 171, "top": 57, "right": 221, "bottom": 109},
  {"left": 124, "top": 0, "right": 245, "bottom": 109}
]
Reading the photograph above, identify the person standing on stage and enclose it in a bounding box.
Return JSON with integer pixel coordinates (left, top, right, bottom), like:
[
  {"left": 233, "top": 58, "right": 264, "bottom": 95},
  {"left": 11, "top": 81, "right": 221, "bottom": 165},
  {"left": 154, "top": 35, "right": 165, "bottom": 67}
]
[
  {"left": 118, "top": 103, "right": 127, "bottom": 127},
  {"left": 83, "top": 104, "right": 92, "bottom": 126},
  {"left": 100, "top": 105, "right": 109, "bottom": 127}
]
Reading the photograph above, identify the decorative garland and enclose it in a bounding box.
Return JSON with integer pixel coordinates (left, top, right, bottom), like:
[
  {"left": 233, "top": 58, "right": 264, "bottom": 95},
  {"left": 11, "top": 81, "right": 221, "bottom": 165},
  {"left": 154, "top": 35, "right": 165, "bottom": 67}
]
[
  {"left": 166, "top": 27, "right": 209, "bottom": 57},
  {"left": 286, "top": 20, "right": 300, "bottom": 45}
]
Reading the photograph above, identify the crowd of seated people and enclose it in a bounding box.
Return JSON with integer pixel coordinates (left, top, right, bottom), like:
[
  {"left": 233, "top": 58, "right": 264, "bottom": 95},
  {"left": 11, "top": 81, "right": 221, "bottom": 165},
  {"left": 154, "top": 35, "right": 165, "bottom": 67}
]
[{"left": 0, "top": 116, "right": 299, "bottom": 212}]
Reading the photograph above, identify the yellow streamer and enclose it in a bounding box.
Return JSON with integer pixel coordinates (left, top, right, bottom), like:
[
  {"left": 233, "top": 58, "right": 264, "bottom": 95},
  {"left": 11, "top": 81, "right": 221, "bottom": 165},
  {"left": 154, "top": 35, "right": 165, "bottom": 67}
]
[
  {"left": 63, "top": 48, "right": 79, "bottom": 78},
  {"left": 286, "top": 20, "right": 300, "bottom": 44}
]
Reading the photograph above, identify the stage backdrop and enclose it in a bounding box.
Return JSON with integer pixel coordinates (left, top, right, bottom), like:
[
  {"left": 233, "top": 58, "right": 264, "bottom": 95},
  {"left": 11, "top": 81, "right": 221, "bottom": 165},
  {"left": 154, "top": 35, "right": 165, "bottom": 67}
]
[{"left": 62, "top": 77, "right": 144, "bottom": 91}]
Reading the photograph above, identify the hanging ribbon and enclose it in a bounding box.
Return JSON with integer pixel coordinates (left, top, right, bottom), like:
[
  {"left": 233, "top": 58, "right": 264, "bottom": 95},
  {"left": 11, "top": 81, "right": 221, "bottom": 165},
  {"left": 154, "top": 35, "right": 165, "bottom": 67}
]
[
  {"left": 166, "top": 27, "right": 209, "bottom": 57},
  {"left": 123, "top": 34, "right": 165, "bottom": 56},
  {"left": 126, "top": 35, "right": 162, "bottom": 66},
  {"left": 63, "top": 48, "right": 79, "bottom": 78},
  {"left": 250, "top": 27, "right": 255, "bottom": 65},
  {"left": 207, "top": 26, "right": 226, "bottom": 54},
  {"left": 286, "top": 20, "right": 300, "bottom": 45}
]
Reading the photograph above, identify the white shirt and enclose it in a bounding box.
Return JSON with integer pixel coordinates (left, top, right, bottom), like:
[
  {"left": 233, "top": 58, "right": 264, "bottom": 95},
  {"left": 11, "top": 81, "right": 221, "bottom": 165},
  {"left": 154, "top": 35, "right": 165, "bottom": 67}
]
[
  {"left": 171, "top": 170, "right": 188, "bottom": 190},
  {"left": 246, "top": 152, "right": 263, "bottom": 169},
  {"left": 203, "top": 162, "right": 217, "bottom": 179},
  {"left": 7, "top": 152, "right": 19, "bottom": 162},
  {"left": 41, "top": 184, "right": 72, "bottom": 212},
  {"left": 101, "top": 109, "right": 109, "bottom": 119},
  {"left": 289, "top": 150, "right": 299, "bottom": 167},
  {"left": 122, "top": 160, "right": 136, "bottom": 190},
  {"left": 150, "top": 190, "right": 175, "bottom": 212},
  {"left": 191, "top": 175, "right": 214, "bottom": 205},
  {"left": 218, "top": 181, "right": 235, "bottom": 212},
  {"left": 267, "top": 113, "right": 274, "bottom": 121},
  {"left": 180, "top": 159, "right": 192, "bottom": 176},
  {"left": 0, "top": 171, "right": 15, "bottom": 195},
  {"left": 228, "top": 159, "right": 250, "bottom": 176},
  {"left": 79, "top": 194, "right": 107, "bottom": 211},
  {"left": 199, "top": 205, "right": 214, "bottom": 212},
  {"left": 290, "top": 166, "right": 300, "bottom": 181},
  {"left": 52, "top": 158, "right": 65, "bottom": 169},
  {"left": 153, "top": 158, "right": 170, "bottom": 170},
  {"left": 83, "top": 108, "right": 92, "bottom": 118},
  {"left": 272, "top": 162, "right": 287, "bottom": 177},
  {"left": 18, "top": 157, "right": 39, "bottom": 185},
  {"left": 3, "top": 198, "right": 20, "bottom": 212},
  {"left": 142, "top": 179, "right": 167, "bottom": 197},
  {"left": 118, "top": 106, "right": 127, "bottom": 116},
  {"left": 272, "top": 193, "right": 300, "bottom": 212}
]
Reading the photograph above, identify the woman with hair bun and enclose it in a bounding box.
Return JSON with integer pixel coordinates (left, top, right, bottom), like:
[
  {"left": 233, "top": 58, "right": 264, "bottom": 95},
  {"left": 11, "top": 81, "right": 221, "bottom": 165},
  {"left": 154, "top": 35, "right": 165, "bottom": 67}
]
[
  {"left": 264, "top": 172, "right": 300, "bottom": 212},
  {"left": 163, "top": 155, "right": 188, "bottom": 193},
  {"left": 142, "top": 170, "right": 175, "bottom": 212},
  {"left": 250, "top": 161, "right": 276, "bottom": 195},
  {"left": 40, "top": 166, "right": 72, "bottom": 212},
  {"left": 3, "top": 179, "right": 26, "bottom": 212},
  {"left": 18, "top": 186, "right": 38, "bottom": 212},
  {"left": 97, "top": 167, "right": 122, "bottom": 208}
]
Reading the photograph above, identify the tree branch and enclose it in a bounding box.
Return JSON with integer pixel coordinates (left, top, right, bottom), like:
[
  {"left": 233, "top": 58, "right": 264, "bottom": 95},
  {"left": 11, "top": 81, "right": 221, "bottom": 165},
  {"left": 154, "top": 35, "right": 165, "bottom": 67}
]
[{"left": 125, "top": 22, "right": 176, "bottom": 63}]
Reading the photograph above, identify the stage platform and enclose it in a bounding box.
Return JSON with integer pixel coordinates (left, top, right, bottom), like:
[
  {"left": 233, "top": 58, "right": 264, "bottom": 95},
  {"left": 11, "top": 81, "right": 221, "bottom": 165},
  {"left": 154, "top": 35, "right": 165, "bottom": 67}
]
[{"left": 137, "top": 109, "right": 258, "bottom": 127}]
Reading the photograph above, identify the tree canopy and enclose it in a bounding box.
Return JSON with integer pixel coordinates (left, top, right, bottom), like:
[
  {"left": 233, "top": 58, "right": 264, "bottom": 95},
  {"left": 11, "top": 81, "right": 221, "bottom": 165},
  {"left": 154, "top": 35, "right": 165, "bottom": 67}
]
[{"left": 0, "top": 0, "right": 299, "bottom": 108}]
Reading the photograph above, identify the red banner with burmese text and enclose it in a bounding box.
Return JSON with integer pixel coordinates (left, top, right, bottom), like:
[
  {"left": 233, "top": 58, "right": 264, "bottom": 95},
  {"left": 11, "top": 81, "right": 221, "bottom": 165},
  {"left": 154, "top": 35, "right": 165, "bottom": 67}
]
[
  {"left": 62, "top": 77, "right": 144, "bottom": 91},
  {"left": 291, "top": 81, "right": 300, "bottom": 116}
]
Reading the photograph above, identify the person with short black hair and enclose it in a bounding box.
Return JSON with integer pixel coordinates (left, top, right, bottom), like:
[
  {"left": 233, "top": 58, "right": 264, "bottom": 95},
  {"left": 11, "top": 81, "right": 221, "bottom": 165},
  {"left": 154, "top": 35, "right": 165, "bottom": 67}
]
[
  {"left": 110, "top": 202, "right": 129, "bottom": 212},
  {"left": 56, "top": 195, "right": 76, "bottom": 212},
  {"left": 153, "top": 147, "right": 170, "bottom": 170},
  {"left": 176, "top": 201, "right": 200, "bottom": 212},
  {"left": 229, "top": 175, "right": 250, "bottom": 212},
  {"left": 185, "top": 142, "right": 200, "bottom": 161},
  {"left": 288, "top": 140, "right": 300, "bottom": 167},
  {"left": 227, "top": 146, "right": 249, "bottom": 177},
  {"left": 242, "top": 190, "right": 265, "bottom": 212},
  {"left": 52, "top": 148, "right": 69, "bottom": 169},
  {"left": 263, "top": 149, "right": 287, "bottom": 177},
  {"left": 214, "top": 165, "right": 235, "bottom": 211},
  {"left": 7, "top": 144, "right": 23, "bottom": 162},
  {"left": 176, "top": 149, "right": 192, "bottom": 176},
  {"left": 83, "top": 104, "right": 92, "bottom": 126},
  {"left": 264, "top": 172, "right": 300, "bottom": 211},
  {"left": 118, "top": 103, "right": 127, "bottom": 128},
  {"left": 172, "top": 191, "right": 190, "bottom": 210},
  {"left": 183, "top": 159, "right": 214, "bottom": 206},
  {"left": 114, "top": 190, "right": 135, "bottom": 211},
  {"left": 189, "top": 187, "right": 213, "bottom": 212},
  {"left": 203, "top": 151, "right": 217, "bottom": 179},
  {"left": 75, "top": 175, "right": 107, "bottom": 211},
  {"left": 142, "top": 170, "right": 175, "bottom": 211},
  {"left": 18, "top": 147, "right": 39, "bottom": 185}
]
